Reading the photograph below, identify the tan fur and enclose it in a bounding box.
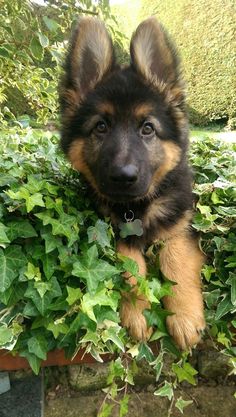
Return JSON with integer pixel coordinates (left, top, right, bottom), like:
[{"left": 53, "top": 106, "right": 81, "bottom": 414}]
[
  {"left": 133, "top": 103, "right": 154, "bottom": 118},
  {"left": 131, "top": 17, "right": 174, "bottom": 91},
  {"left": 158, "top": 210, "right": 193, "bottom": 241},
  {"left": 72, "top": 17, "right": 113, "bottom": 96},
  {"left": 144, "top": 196, "right": 174, "bottom": 228},
  {"left": 68, "top": 140, "right": 99, "bottom": 193},
  {"left": 60, "top": 88, "right": 79, "bottom": 121},
  {"left": 131, "top": 17, "right": 186, "bottom": 108},
  {"left": 117, "top": 242, "right": 152, "bottom": 341},
  {"left": 97, "top": 101, "right": 115, "bottom": 115},
  {"left": 158, "top": 214, "right": 205, "bottom": 349},
  {"left": 148, "top": 141, "right": 181, "bottom": 194}
]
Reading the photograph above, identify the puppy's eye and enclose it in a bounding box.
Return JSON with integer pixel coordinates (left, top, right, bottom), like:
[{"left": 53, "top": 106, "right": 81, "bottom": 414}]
[
  {"left": 94, "top": 121, "right": 108, "bottom": 134},
  {"left": 141, "top": 122, "right": 154, "bottom": 136}
]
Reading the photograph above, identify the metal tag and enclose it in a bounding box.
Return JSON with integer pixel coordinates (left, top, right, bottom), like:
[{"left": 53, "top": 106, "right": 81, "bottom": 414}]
[{"left": 118, "top": 210, "right": 143, "bottom": 238}]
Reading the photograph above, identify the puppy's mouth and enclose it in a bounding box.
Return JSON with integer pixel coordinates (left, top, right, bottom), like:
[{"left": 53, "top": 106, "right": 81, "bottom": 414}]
[{"left": 99, "top": 183, "right": 149, "bottom": 202}]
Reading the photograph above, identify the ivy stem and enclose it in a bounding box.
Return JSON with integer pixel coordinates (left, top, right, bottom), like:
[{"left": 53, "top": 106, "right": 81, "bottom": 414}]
[
  {"left": 167, "top": 394, "right": 175, "bottom": 417},
  {"left": 0, "top": 306, "right": 14, "bottom": 320}
]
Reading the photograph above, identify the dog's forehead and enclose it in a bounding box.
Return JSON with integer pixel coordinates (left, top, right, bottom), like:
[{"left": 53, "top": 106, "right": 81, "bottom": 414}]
[
  {"left": 92, "top": 68, "right": 162, "bottom": 118},
  {"left": 96, "top": 101, "right": 155, "bottom": 120}
]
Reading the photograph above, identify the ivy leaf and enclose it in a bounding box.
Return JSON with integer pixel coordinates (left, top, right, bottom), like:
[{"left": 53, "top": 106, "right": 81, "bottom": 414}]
[
  {"left": 102, "top": 326, "right": 125, "bottom": 352},
  {"left": 172, "top": 362, "right": 198, "bottom": 385},
  {"left": 69, "top": 312, "right": 96, "bottom": 333},
  {"left": 0, "top": 283, "right": 25, "bottom": 306},
  {"left": 41, "top": 253, "right": 57, "bottom": 280},
  {"left": 119, "top": 394, "right": 130, "bottom": 417},
  {"left": 150, "top": 353, "right": 164, "bottom": 382},
  {"left": 6, "top": 220, "right": 37, "bottom": 241},
  {"left": 36, "top": 212, "right": 78, "bottom": 247},
  {"left": 23, "top": 301, "right": 39, "bottom": 317},
  {"left": 66, "top": 286, "right": 82, "bottom": 306},
  {"left": 24, "top": 262, "right": 41, "bottom": 281},
  {"left": 72, "top": 245, "right": 120, "bottom": 294},
  {"left": 0, "top": 245, "right": 27, "bottom": 292},
  {"left": 107, "top": 358, "right": 125, "bottom": 384},
  {"left": 20, "top": 350, "right": 42, "bottom": 375},
  {"left": 27, "top": 334, "right": 47, "bottom": 360},
  {"left": 0, "top": 223, "right": 10, "bottom": 245},
  {"left": 26, "top": 193, "right": 45, "bottom": 212},
  {"left": 97, "top": 403, "right": 114, "bottom": 417},
  {"left": 149, "top": 278, "right": 173, "bottom": 300},
  {"left": 137, "top": 343, "right": 155, "bottom": 362},
  {"left": 80, "top": 330, "right": 99, "bottom": 345},
  {"left": 87, "top": 220, "right": 111, "bottom": 248},
  {"left": 34, "top": 282, "right": 51, "bottom": 298},
  {"left": 25, "top": 283, "right": 53, "bottom": 315},
  {"left": 81, "top": 288, "right": 119, "bottom": 322},
  {"left": 175, "top": 397, "right": 193, "bottom": 413},
  {"left": 118, "top": 255, "right": 139, "bottom": 277},
  {"left": 0, "top": 325, "right": 14, "bottom": 347},
  {"left": 215, "top": 294, "right": 234, "bottom": 320},
  {"left": 47, "top": 322, "right": 69, "bottom": 338},
  {"left": 154, "top": 381, "right": 174, "bottom": 400},
  {"left": 41, "top": 231, "right": 61, "bottom": 254}
]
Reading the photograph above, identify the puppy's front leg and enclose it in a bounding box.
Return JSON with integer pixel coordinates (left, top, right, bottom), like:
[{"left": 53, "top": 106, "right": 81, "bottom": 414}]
[
  {"left": 117, "top": 242, "right": 152, "bottom": 341},
  {"left": 159, "top": 233, "right": 205, "bottom": 350}
]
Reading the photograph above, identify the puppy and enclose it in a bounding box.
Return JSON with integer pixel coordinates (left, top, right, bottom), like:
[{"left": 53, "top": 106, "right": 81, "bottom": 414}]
[{"left": 59, "top": 17, "right": 205, "bottom": 349}]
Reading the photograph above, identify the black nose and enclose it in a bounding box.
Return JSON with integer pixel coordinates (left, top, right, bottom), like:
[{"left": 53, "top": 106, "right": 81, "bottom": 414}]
[{"left": 110, "top": 164, "right": 138, "bottom": 184}]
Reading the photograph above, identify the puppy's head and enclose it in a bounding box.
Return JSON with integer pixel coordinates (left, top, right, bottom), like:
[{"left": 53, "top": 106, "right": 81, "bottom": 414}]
[{"left": 60, "top": 17, "right": 188, "bottom": 202}]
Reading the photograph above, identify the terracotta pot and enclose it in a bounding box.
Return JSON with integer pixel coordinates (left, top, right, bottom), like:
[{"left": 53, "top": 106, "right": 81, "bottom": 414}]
[{"left": 0, "top": 349, "right": 112, "bottom": 371}]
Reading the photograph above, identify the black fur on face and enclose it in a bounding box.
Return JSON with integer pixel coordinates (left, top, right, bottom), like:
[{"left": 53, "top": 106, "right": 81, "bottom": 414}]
[{"left": 59, "top": 16, "right": 193, "bottom": 241}]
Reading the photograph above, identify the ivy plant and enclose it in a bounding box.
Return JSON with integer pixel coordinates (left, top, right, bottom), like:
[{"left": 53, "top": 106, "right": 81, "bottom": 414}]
[{"left": 0, "top": 127, "right": 235, "bottom": 415}]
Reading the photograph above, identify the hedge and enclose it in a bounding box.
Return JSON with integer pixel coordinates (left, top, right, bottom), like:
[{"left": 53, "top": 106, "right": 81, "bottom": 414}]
[{"left": 138, "top": 0, "right": 236, "bottom": 126}]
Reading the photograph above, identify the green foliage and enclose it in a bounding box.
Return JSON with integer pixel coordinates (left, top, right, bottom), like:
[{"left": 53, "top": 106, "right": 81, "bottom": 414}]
[
  {"left": 0, "top": 126, "right": 235, "bottom": 414},
  {"left": 0, "top": 0, "right": 126, "bottom": 126},
  {"left": 190, "top": 136, "right": 236, "bottom": 349},
  {"left": 0, "top": 127, "right": 173, "bottom": 368},
  {"left": 137, "top": 0, "right": 236, "bottom": 126}
]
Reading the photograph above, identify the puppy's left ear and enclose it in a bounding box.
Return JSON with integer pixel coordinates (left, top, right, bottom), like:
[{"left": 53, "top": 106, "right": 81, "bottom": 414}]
[{"left": 130, "top": 17, "right": 184, "bottom": 106}]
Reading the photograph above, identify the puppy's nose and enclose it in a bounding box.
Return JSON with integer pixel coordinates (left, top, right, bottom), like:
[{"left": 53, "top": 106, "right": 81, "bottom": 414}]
[{"left": 110, "top": 164, "right": 138, "bottom": 184}]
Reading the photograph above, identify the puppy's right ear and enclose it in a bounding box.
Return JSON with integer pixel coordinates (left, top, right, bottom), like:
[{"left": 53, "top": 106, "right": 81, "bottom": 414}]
[{"left": 60, "top": 17, "right": 115, "bottom": 114}]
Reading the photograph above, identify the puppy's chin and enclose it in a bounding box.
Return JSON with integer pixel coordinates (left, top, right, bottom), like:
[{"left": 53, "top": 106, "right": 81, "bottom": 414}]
[
  {"left": 98, "top": 179, "right": 151, "bottom": 203},
  {"left": 101, "top": 189, "right": 149, "bottom": 203}
]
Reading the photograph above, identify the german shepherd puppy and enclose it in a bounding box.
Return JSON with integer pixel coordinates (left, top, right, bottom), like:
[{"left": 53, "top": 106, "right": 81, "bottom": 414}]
[{"left": 59, "top": 17, "right": 205, "bottom": 349}]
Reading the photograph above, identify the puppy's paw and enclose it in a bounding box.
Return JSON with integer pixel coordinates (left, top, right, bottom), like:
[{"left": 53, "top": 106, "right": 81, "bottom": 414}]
[
  {"left": 120, "top": 295, "right": 152, "bottom": 341},
  {"left": 166, "top": 313, "right": 205, "bottom": 350}
]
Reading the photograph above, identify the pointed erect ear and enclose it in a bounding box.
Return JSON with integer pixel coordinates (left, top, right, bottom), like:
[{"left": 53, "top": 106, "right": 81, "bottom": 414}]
[
  {"left": 64, "top": 17, "right": 115, "bottom": 100},
  {"left": 130, "top": 17, "right": 184, "bottom": 105}
]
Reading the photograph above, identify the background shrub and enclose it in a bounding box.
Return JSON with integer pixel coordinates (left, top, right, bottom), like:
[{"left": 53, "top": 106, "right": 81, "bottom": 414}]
[
  {"left": 0, "top": 0, "right": 125, "bottom": 126},
  {"left": 116, "top": 0, "right": 236, "bottom": 127}
]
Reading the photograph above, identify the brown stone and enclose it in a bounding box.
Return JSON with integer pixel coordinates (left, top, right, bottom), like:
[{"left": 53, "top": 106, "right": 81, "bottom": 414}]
[{"left": 197, "top": 350, "right": 233, "bottom": 379}]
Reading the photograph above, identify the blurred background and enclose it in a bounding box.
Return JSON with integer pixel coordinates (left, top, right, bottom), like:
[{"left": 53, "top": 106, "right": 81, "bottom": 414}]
[{"left": 0, "top": 0, "right": 235, "bottom": 130}]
